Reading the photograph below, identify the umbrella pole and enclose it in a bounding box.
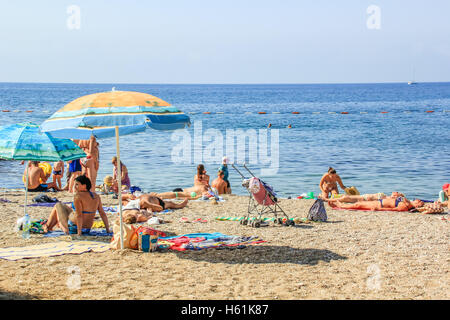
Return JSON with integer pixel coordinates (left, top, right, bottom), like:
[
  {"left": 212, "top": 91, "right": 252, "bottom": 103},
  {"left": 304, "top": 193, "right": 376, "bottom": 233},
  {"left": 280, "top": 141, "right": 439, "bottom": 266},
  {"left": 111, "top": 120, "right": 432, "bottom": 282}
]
[
  {"left": 24, "top": 161, "right": 29, "bottom": 216},
  {"left": 115, "top": 126, "right": 124, "bottom": 250}
]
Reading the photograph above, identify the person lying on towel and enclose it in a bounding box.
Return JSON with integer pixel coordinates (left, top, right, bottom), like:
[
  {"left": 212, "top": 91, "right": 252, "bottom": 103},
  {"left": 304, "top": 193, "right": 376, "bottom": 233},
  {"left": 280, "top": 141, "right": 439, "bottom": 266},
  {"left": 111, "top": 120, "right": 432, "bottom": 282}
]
[
  {"left": 328, "top": 195, "right": 424, "bottom": 212},
  {"left": 324, "top": 191, "right": 405, "bottom": 204},
  {"left": 42, "top": 175, "right": 110, "bottom": 235},
  {"left": 121, "top": 193, "right": 189, "bottom": 212}
]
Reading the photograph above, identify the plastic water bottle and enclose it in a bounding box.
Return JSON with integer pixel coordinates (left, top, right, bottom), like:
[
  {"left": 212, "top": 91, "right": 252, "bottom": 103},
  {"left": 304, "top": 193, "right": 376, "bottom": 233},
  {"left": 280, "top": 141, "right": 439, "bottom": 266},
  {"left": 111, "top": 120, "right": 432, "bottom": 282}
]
[{"left": 22, "top": 213, "right": 31, "bottom": 239}]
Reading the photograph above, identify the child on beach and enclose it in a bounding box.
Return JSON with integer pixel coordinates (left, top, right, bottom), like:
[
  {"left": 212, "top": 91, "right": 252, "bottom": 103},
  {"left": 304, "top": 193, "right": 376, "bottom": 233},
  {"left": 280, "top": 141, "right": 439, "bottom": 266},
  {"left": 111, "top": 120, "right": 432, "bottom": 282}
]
[
  {"left": 52, "top": 160, "right": 64, "bottom": 190},
  {"left": 218, "top": 156, "right": 231, "bottom": 194}
]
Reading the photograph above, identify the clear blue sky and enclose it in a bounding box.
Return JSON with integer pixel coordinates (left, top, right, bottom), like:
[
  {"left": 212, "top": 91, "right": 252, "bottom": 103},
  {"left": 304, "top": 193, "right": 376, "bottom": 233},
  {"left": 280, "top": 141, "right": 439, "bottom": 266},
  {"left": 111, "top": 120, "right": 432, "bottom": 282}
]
[{"left": 0, "top": 0, "right": 449, "bottom": 84}]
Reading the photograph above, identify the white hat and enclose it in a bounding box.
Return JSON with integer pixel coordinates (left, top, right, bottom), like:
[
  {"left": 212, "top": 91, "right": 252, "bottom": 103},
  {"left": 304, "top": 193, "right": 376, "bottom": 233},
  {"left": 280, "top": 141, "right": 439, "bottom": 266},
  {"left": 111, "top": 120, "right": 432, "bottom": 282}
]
[{"left": 222, "top": 156, "right": 229, "bottom": 164}]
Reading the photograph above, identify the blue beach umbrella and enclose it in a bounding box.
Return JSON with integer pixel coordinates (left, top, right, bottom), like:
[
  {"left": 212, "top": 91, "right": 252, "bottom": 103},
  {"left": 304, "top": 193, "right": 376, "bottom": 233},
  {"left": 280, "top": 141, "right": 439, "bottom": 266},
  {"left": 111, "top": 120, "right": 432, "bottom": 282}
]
[
  {"left": 40, "top": 89, "right": 191, "bottom": 249},
  {"left": 0, "top": 122, "right": 86, "bottom": 217}
]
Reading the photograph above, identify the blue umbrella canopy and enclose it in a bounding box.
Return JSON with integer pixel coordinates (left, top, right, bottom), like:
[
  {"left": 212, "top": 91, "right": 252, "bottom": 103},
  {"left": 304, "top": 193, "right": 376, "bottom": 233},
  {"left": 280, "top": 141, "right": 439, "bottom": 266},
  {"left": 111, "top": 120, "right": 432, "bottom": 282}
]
[
  {"left": 0, "top": 122, "right": 86, "bottom": 161},
  {"left": 0, "top": 122, "right": 87, "bottom": 221}
]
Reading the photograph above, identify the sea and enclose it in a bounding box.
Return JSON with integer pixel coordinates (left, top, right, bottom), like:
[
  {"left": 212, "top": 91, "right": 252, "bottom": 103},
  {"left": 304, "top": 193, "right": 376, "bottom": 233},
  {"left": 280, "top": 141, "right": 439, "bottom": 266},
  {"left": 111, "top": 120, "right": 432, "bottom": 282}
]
[{"left": 1, "top": 82, "right": 450, "bottom": 200}]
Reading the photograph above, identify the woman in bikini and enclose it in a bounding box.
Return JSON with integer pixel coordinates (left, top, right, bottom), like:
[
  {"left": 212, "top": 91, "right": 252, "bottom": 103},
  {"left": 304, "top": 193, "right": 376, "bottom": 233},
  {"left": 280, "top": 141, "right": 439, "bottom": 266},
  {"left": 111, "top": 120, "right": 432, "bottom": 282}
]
[
  {"left": 319, "top": 167, "right": 347, "bottom": 199},
  {"left": 329, "top": 196, "right": 424, "bottom": 212},
  {"left": 43, "top": 175, "right": 110, "bottom": 235},
  {"left": 324, "top": 191, "right": 405, "bottom": 203},
  {"left": 112, "top": 156, "right": 131, "bottom": 192},
  {"left": 160, "top": 164, "right": 212, "bottom": 200}
]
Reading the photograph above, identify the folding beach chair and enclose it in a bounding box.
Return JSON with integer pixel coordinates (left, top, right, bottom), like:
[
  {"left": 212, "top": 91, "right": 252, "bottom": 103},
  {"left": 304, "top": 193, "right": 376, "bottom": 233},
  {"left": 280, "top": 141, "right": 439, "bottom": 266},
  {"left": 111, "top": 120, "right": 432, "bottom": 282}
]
[{"left": 232, "top": 164, "right": 294, "bottom": 228}]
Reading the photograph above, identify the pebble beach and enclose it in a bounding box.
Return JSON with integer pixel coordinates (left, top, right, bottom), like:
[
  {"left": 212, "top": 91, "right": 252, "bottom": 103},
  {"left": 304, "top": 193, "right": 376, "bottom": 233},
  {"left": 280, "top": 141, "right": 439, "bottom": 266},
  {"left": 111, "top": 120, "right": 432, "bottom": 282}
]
[{"left": 0, "top": 191, "right": 448, "bottom": 300}]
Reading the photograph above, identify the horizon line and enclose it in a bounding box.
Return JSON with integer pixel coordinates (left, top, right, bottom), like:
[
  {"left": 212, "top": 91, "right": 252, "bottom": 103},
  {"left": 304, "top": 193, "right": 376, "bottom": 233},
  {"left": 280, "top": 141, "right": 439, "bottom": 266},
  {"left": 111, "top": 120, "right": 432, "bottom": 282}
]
[{"left": 1, "top": 80, "right": 450, "bottom": 86}]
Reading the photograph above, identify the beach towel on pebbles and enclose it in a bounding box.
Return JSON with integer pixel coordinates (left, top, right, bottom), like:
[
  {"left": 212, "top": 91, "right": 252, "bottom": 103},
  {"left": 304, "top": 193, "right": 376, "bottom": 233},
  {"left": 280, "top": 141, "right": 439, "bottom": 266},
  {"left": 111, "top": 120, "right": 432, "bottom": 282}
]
[
  {"left": 0, "top": 241, "right": 110, "bottom": 261},
  {"left": 158, "top": 233, "right": 266, "bottom": 251}
]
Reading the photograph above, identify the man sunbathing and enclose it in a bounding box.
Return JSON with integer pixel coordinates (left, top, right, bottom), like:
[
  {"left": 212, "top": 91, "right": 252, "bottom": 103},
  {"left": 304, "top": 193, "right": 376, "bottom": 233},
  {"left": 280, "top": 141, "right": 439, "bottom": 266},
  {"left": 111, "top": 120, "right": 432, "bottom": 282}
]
[
  {"left": 43, "top": 175, "right": 110, "bottom": 235},
  {"left": 24, "top": 161, "right": 61, "bottom": 192},
  {"left": 324, "top": 192, "right": 405, "bottom": 203},
  {"left": 328, "top": 195, "right": 424, "bottom": 212}
]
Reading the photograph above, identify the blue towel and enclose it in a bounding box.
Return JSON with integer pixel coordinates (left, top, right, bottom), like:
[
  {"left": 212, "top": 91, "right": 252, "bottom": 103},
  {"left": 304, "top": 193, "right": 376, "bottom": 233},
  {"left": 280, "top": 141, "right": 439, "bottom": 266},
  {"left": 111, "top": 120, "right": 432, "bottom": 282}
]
[
  {"left": 44, "top": 229, "right": 113, "bottom": 237},
  {"left": 160, "top": 232, "right": 228, "bottom": 240}
]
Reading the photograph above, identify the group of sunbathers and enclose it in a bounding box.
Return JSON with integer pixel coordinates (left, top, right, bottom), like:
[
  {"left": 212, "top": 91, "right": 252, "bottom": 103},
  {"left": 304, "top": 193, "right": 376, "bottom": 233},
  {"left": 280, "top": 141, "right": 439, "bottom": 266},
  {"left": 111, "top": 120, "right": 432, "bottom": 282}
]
[
  {"left": 40, "top": 158, "right": 234, "bottom": 235},
  {"left": 319, "top": 167, "right": 449, "bottom": 212}
]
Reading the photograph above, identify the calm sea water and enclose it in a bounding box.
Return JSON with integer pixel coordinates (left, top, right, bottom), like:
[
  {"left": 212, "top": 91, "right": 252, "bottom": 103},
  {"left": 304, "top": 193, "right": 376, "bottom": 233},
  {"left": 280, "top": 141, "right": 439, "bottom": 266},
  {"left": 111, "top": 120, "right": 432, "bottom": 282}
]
[{"left": 1, "top": 82, "right": 450, "bottom": 200}]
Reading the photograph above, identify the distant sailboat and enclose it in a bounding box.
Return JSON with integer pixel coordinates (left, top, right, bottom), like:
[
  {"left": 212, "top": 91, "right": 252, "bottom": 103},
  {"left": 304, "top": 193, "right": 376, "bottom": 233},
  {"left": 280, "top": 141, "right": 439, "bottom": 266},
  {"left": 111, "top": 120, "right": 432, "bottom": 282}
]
[{"left": 408, "top": 68, "right": 417, "bottom": 85}]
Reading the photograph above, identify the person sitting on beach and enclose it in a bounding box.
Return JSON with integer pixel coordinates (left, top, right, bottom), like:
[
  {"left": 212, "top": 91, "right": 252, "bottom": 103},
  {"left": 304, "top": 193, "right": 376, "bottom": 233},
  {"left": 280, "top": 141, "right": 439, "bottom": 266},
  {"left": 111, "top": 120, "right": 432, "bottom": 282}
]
[
  {"left": 24, "top": 161, "right": 61, "bottom": 192},
  {"left": 211, "top": 170, "right": 228, "bottom": 195},
  {"left": 328, "top": 195, "right": 424, "bottom": 212},
  {"left": 194, "top": 164, "right": 210, "bottom": 191},
  {"left": 97, "top": 175, "right": 115, "bottom": 193},
  {"left": 112, "top": 156, "right": 131, "bottom": 192},
  {"left": 218, "top": 156, "right": 231, "bottom": 194},
  {"left": 42, "top": 175, "right": 110, "bottom": 235},
  {"left": 122, "top": 193, "right": 189, "bottom": 212},
  {"left": 319, "top": 167, "right": 347, "bottom": 199},
  {"left": 169, "top": 164, "right": 212, "bottom": 199},
  {"left": 52, "top": 160, "right": 64, "bottom": 190}
]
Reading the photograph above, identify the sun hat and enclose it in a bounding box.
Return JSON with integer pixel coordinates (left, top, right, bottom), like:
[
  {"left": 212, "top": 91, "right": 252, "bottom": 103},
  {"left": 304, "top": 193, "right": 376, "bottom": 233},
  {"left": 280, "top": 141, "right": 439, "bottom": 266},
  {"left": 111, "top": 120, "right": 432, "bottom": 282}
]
[
  {"left": 222, "top": 156, "right": 229, "bottom": 164},
  {"left": 442, "top": 183, "right": 450, "bottom": 191}
]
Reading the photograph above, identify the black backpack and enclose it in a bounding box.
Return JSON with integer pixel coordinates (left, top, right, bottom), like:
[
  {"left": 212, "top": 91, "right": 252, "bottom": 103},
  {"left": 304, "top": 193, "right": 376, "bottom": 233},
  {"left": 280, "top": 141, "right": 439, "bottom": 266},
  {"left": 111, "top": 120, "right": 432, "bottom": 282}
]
[{"left": 307, "top": 199, "right": 328, "bottom": 222}]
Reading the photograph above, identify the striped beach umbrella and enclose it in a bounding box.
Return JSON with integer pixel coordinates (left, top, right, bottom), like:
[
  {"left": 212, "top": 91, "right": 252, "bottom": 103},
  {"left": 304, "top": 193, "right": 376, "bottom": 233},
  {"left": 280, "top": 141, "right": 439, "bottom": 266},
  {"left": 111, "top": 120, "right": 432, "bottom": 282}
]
[
  {"left": 40, "top": 89, "right": 191, "bottom": 249},
  {"left": 0, "top": 122, "right": 86, "bottom": 217}
]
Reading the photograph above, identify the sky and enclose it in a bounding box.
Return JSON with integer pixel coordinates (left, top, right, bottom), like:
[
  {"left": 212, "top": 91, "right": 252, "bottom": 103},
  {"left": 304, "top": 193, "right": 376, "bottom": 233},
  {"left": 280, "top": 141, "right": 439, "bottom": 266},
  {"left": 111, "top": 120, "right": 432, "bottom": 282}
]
[{"left": 0, "top": 0, "right": 449, "bottom": 84}]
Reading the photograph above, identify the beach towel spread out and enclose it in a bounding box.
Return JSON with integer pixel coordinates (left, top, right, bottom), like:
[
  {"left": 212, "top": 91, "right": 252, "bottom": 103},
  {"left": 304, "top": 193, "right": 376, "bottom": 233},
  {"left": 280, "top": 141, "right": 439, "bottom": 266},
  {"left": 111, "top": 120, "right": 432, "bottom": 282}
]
[
  {"left": 43, "top": 229, "right": 113, "bottom": 238},
  {"left": 158, "top": 232, "right": 266, "bottom": 251},
  {"left": 0, "top": 241, "right": 110, "bottom": 261}
]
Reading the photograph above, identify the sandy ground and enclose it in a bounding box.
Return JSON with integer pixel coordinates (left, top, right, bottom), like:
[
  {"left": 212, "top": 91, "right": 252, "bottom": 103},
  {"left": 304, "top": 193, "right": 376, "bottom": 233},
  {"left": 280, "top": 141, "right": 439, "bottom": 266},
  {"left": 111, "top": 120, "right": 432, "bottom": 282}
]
[{"left": 0, "top": 190, "right": 448, "bottom": 300}]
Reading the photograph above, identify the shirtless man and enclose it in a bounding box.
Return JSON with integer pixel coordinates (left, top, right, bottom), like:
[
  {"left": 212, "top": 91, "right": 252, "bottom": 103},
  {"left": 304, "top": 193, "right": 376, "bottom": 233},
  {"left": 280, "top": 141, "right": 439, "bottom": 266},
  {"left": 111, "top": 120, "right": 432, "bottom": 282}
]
[
  {"left": 211, "top": 171, "right": 228, "bottom": 195},
  {"left": 319, "top": 167, "right": 347, "bottom": 199},
  {"left": 24, "top": 161, "right": 61, "bottom": 192},
  {"left": 43, "top": 175, "right": 110, "bottom": 235},
  {"left": 329, "top": 196, "right": 424, "bottom": 212}
]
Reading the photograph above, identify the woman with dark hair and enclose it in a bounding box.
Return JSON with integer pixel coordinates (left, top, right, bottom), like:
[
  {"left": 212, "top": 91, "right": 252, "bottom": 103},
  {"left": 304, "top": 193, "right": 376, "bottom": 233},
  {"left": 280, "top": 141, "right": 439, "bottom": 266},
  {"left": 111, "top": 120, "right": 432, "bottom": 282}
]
[
  {"left": 42, "top": 175, "right": 110, "bottom": 235},
  {"left": 166, "top": 164, "right": 212, "bottom": 199},
  {"left": 319, "top": 167, "right": 347, "bottom": 199},
  {"left": 194, "top": 164, "right": 210, "bottom": 190}
]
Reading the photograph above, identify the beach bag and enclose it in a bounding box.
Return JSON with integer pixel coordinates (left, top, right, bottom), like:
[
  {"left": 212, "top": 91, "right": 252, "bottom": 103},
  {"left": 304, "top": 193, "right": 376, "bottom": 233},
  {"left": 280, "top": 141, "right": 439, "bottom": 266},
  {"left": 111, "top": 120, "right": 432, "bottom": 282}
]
[
  {"left": 110, "top": 220, "right": 139, "bottom": 250},
  {"left": 307, "top": 199, "right": 327, "bottom": 222}
]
